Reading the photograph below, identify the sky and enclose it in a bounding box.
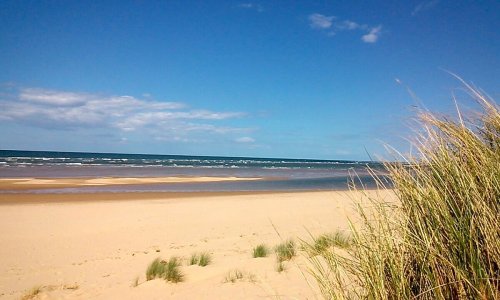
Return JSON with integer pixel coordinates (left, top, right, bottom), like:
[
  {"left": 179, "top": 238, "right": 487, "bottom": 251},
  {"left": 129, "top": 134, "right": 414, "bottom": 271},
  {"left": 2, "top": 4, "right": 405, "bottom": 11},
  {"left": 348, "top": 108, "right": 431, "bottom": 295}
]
[{"left": 0, "top": 1, "right": 499, "bottom": 160}]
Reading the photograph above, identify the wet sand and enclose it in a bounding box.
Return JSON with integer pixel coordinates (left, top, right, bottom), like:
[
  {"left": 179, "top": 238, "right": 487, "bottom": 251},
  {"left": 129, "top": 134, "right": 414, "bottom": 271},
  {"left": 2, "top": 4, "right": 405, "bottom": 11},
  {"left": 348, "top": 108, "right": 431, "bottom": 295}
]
[{"left": 0, "top": 176, "right": 262, "bottom": 191}]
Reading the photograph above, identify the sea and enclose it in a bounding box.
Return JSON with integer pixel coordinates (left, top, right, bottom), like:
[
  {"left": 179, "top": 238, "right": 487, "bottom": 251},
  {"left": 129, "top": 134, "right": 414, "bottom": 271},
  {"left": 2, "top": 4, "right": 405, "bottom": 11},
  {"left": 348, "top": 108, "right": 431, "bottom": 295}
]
[{"left": 0, "top": 150, "right": 390, "bottom": 193}]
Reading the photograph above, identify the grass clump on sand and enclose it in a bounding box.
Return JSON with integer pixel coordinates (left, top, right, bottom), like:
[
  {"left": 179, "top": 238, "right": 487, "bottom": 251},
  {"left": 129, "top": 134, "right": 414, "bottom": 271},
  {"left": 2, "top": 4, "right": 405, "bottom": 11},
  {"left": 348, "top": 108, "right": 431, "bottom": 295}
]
[
  {"left": 305, "top": 231, "right": 352, "bottom": 256},
  {"left": 132, "top": 276, "right": 139, "bottom": 287},
  {"left": 21, "top": 284, "right": 79, "bottom": 299},
  {"left": 224, "top": 270, "right": 244, "bottom": 283},
  {"left": 308, "top": 82, "right": 500, "bottom": 299},
  {"left": 275, "top": 239, "right": 296, "bottom": 262},
  {"left": 62, "top": 283, "right": 79, "bottom": 290},
  {"left": 223, "top": 269, "right": 244, "bottom": 283},
  {"left": 21, "top": 286, "right": 42, "bottom": 300},
  {"left": 252, "top": 244, "right": 269, "bottom": 258},
  {"left": 146, "top": 257, "right": 184, "bottom": 283},
  {"left": 223, "top": 269, "right": 257, "bottom": 283},
  {"left": 276, "top": 261, "right": 286, "bottom": 273},
  {"left": 198, "top": 252, "right": 212, "bottom": 266},
  {"left": 189, "top": 252, "right": 212, "bottom": 266},
  {"left": 189, "top": 253, "right": 199, "bottom": 265}
]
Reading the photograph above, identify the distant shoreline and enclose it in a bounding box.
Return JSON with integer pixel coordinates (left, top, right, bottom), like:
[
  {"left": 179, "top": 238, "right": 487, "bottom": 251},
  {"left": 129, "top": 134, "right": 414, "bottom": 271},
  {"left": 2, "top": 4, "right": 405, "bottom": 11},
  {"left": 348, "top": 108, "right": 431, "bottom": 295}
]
[
  {"left": 0, "top": 149, "right": 378, "bottom": 164},
  {"left": 0, "top": 174, "right": 389, "bottom": 194},
  {"left": 0, "top": 190, "right": 334, "bottom": 205},
  {"left": 0, "top": 150, "right": 388, "bottom": 193},
  {"left": 0, "top": 176, "right": 264, "bottom": 191}
]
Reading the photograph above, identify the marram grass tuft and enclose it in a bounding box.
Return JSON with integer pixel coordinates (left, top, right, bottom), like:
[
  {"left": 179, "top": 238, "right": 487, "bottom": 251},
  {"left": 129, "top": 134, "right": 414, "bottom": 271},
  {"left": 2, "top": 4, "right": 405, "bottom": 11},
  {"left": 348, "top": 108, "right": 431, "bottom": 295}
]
[{"left": 308, "top": 84, "right": 500, "bottom": 300}]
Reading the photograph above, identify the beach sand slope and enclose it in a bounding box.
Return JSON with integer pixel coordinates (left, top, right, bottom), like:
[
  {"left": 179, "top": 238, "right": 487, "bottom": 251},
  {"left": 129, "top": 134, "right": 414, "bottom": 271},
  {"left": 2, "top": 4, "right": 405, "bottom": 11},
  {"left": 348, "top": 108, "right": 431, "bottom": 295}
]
[{"left": 0, "top": 190, "right": 392, "bottom": 299}]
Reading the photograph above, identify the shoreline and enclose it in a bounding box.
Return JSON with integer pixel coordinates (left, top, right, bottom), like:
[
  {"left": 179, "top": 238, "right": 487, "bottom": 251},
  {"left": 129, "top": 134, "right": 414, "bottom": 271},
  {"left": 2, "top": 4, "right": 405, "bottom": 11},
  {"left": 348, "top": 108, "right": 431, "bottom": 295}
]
[
  {"left": 0, "top": 175, "right": 367, "bottom": 195},
  {"left": 0, "top": 190, "right": 328, "bottom": 205},
  {"left": 0, "top": 176, "right": 264, "bottom": 191}
]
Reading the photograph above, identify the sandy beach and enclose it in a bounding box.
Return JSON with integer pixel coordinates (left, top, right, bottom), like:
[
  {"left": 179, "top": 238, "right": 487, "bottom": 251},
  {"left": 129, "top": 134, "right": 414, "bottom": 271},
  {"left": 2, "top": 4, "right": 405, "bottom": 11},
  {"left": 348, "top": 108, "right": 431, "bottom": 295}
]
[
  {"left": 0, "top": 181, "right": 392, "bottom": 299},
  {"left": 2, "top": 1, "right": 497, "bottom": 298}
]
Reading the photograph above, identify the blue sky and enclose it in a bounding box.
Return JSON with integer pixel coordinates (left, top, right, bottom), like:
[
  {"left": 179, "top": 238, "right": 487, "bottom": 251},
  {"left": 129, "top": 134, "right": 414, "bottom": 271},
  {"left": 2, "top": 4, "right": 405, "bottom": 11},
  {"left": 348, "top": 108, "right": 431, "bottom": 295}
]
[{"left": 0, "top": 1, "right": 498, "bottom": 160}]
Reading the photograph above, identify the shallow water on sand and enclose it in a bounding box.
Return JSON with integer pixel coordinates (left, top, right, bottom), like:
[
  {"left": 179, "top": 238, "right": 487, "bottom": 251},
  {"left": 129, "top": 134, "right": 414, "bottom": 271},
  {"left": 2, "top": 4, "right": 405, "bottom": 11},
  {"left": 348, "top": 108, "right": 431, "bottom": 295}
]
[{"left": 0, "top": 150, "right": 390, "bottom": 192}]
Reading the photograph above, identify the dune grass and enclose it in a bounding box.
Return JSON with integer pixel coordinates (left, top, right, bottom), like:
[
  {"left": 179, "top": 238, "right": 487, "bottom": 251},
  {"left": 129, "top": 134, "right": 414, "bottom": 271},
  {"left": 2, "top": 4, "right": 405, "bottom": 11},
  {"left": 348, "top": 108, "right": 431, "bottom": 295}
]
[
  {"left": 275, "top": 239, "right": 296, "bottom": 262},
  {"left": 132, "top": 276, "right": 139, "bottom": 287},
  {"left": 276, "top": 261, "right": 286, "bottom": 273},
  {"left": 189, "top": 252, "right": 212, "bottom": 266},
  {"left": 198, "top": 252, "right": 212, "bottom": 266},
  {"left": 308, "top": 84, "right": 500, "bottom": 299},
  {"left": 253, "top": 244, "right": 269, "bottom": 258},
  {"left": 21, "top": 286, "right": 42, "bottom": 300},
  {"left": 146, "top": 257, "right": 184, "bottom": 283},
  {"left": 62, "top": 283, "right": 79, "bottom": 290},
  {"left": 304, "top": 231, "right": 352, "bottom": 256},
  {"left": 223, "top": 269, "right": 258, "bottom": 283},
  {"left": 146, "top": 258, "right": 163, "bottom": 280},
  {"left": 21, "top": 284, "right": 79, "bottom": 299},
  {"left": 223, "top": 269, "right": 244, "bottom": 283},
  {"left": 189, "top": 253, "right": 199, "bottom": 265}
]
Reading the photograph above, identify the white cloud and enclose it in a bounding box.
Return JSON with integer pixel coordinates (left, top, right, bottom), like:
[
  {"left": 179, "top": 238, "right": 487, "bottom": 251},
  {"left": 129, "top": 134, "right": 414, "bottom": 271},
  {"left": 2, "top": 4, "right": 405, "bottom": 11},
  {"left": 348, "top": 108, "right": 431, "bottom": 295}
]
[
  {"left": 309, "top": 13, "right": 382, "bottom": 43},
  {"left": 412, "top": 0, "right": 439, "bottom": 16},
  {"left": 335, "top": 20, "right": 363, "bottom": 31},
  {"left": 0, "top": 87, "right": 247, "bottom": 139},
  {"left": 308, "top": 13, "right": 335, "bottom": 29},
  {"left": 361, "top": 26, "right": 382, "bottom": 43},
  {"left": 20, "top": 88, "right": 89, "bottom": 106},
  {"left": 238, "top": 3, "right": 263, "bottom": 12},
  {"left": 235, "top": 136, "right": 255, "bottom": 143}
]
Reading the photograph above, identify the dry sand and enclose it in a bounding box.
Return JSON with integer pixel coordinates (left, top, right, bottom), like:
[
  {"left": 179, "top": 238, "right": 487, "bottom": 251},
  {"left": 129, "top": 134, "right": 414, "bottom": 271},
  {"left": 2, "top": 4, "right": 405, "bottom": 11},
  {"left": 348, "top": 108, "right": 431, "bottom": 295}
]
[{"left": 0, "top": 187, "right": 392, "bottom": 299}]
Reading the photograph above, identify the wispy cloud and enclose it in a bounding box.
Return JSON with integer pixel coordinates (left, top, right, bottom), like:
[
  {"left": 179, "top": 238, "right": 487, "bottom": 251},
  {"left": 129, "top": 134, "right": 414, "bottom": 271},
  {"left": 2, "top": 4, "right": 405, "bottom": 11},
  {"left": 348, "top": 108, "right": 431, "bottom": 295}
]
[
  {"left": 19, "top": 88, "right": 91, "bottom": 106},
  {"left": 335, "top": 20, "right": 363, "bottom": 31},
  {"left": 308, "top": 13, "right": 382, "bottom": 43},
  {"left": 361, "top": 26, "right": 382, "bottom": 43},
  {"left": 0, "top": 87, "right": 249, "bottom": 141},
  {"left": 235, "top": 136, "right": 255, "bottom": 143},
  {"left": 237, "top": 3, "right": 263, "bottom": 12},
  {"left": 308, "top": 13, "right": 335, "bottom": 29},
  {"left": 412, "top": 0, "right": 440, "bottom": 16}
]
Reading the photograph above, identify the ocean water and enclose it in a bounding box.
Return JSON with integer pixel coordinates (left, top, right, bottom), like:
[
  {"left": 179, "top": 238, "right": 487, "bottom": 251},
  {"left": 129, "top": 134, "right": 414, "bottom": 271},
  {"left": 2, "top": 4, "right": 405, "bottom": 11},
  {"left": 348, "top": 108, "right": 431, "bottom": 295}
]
[{"left": 0, "top": 150, "right": 390, "bottom": 193}]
